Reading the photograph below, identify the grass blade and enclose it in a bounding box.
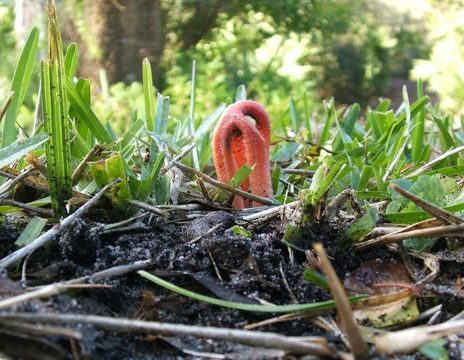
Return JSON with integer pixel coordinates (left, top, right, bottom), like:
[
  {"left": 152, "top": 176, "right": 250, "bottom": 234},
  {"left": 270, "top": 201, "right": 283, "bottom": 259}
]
[
  {"left": 434, "top": 116, "right": 457, "bottom": 164},
  {"left": 1, "top": 27, "right": 39, "bottom": 148},
  {"left": 15, "top": 217, "right": 48, "bottom": 247},
  {"left": 0, "top": 133, "right": 48, "bottom": 168},
  {"left": 66, "top": 77, "right": 113, "bottom": 144},
  {"left": 318, "top": 98, "right": 336, "bottom": 146},
  {"left": 332, "top": 104, "right": 360, "bottom": 151},
  {"left": 138, "top": 270, "right": 365, "bottom": 313},
  {"left": 154, "top": 94, "right": 169, "bottom": 136},
  {"left": 235, "top": 84, "right": 247, "bottom": 101},
  {"left": 134, "top": 151, "right": 166, "bottom": 201},
  {"left": 142, "top": 58, "right": 156, "bottom": 132},
  {"left": 383, "top": 201, "right": 464, "bottom": 224},
  {"left": 188, "top": 60, "right": 200, "bottom": 169},
  {"left": 356, "top": 165, "right": 373, "bottom": 191},
  {"left": 64, "top": 42, "right": 78, "bottom": 79},
  {"left": 307, "top": 162, "right": 345, "bottom": 205},
  {"left": 303, "top": 91, "right": 312, "bottom": 142},
  {"left": 411, "top": 79, "right": 425, "bottom": 162},
  {"left": 289, "top": 98, "right": 299, "bottom": 130}
]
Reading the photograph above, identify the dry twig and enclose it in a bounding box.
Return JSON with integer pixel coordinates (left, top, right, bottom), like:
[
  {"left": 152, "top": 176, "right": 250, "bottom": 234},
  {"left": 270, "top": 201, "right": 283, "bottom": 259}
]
[
  {"left": 0, "top": 284, "right": 109, "bottom": 310},
  {"left": 173, "top": 161, "right": 274, "bottom": 206},
  {"left": 129, "top": 199, "right": 169, "bottom": 218},
  {"left": 2, "top": 320, "right": 82, "bottom": 339},
  {"left": 0, "top": 91, "right": 14, "bottom": 124},
  {"left": 375, "top": 318, "right": 464, "bottom": 354},
  {"left": 0, "top": 167, "right": 51, "bottom": 193},
  {"left": 0, "top": 259, "right": 153, "bottom": 310},
  {"left": 0, "top": 199, "right": 53, "bottom": 217},
  {"left": 355, "top": 223, "right": 464, "bottom": 252},
  {"left": 0, "top": 167, "right": 34, "bottom": 197},
  {"left": 407, "top": 145, "right": 464, "bottom": 178},
  {"left": 280, "top": 168, "right": 316, "bottom": 176},
  {"left": 390, "top": 183, "right": 463, "bottom": 224},
  {"left": 71, "top": 144, "right": 104, "bottom": 184},
  {"left": 313, "top": 243, "right": 369, "bottom": 359},
  {"left": 241, "top": 200, "right": 300, "bottom": 221},
  {"left": 0, "top": 313, "right": 334, "bottom": 357},
  {"left": 160, "top": 143, "right": 196, "bottom": 175}
]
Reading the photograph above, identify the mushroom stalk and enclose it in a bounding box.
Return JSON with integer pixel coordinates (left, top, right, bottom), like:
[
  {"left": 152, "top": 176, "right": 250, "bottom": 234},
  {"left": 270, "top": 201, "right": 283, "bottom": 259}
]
[{"left": 212, "top": 100, "right": 272, "bottom": 208}]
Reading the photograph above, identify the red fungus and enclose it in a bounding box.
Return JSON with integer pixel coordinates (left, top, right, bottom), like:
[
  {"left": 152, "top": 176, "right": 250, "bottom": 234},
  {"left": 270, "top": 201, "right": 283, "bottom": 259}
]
[{"left": 212, "top": 100, "right": 272, "bottom": 208}]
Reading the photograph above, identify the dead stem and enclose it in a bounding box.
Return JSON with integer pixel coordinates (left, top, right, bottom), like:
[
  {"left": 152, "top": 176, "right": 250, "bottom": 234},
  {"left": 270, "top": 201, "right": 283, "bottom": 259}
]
[
  {"left": 207, "top": 248, "right": 223, "bottom": 281},
  {"left": 172, "top": 160, "right": 274, "bottom": 206},
  {"left": 0, "top": 313, "right": 334, "bottom": 357},
  {"left": 386, "top": 243, "right": 441, "bottom": 284},
  {"left": 0, "top": 91, "right": 14, "bottom": 124},
  {"left": 407, "top": 145, "right": 464, "bottom": 178},
  {"left": 0, "top": 259, "right": 153, "bottom": 310},
  {"left": 71, "top": 259, "right": 154, "bottom": 284},
  {"left": 188, "top": 223, "right": 223, "bottom": 244},
  {"left": 0, "top": 167, "right": 34, "bottom": 197},
  {"left": 160, "top": 143, "right": 196, "bottom": 175},
  {"left": 280, "top": 168, "right": 316, "bottom": 176},
  {"left": 244, "top": 312, "right": 309, "bottom": 330},
  {"left": 397, "top": 241, "right": 423, "bottom": 281},
  {"left": 71, "top": 144, "right": 105, "bottom": 184},
  {"left": 99, "top": 213, "right": 145, "bottom": 231},
  {"left": 0, "top": 167, "right": 51, "bottom": 193},
  {"left": 363, "top": 226, "right": 405, "bottom": 239},
  {"left": 157, "top": 203, "right": 203, "bottom": 211},
  {"left": 2, "top": 320, "right": 82, "bottom": 339},
  {"left": 355, "top": 223, "right": 464, "bottom": 252},
  {"left": 0, "top": 284, "right": 108, "bottom": 310},
  {"left": 374, "top": 318, "right": 464, "bottom": 354},
  {"left": 279, "top": 262, "right": 298, "bottom": 304},
  {"left": 129, "top": 199, "right": 169, "bottom": 218},
  {"left": 390, "top": 183, "right": 463, "bottom": 224},
  {"left": 69, "top": 337, "right": 81, "bottom": 360},
  {"left": 26, "top": 153, "right": 48, "bottom": 178},
  {"left": 0, "top": 199, "right": 53, "bottom": 217},
  {"left": 197, "top": 177, "right": 214, "bottom": 203},
  {"left": 313, "top": 243, "right": 369, "bottom": 360},
  {"left": 241, "top": 200, "right": 300, "bottom": 221}
]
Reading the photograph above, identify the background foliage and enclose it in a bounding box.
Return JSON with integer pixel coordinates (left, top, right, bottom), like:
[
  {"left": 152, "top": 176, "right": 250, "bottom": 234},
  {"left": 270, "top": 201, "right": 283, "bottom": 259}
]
[{"left": 411, "top": 0, "right": 464, "bottom": 113}]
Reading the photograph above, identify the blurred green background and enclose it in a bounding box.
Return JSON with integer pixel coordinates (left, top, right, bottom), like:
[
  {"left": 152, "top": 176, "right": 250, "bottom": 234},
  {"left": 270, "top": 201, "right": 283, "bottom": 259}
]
[{"left": 1, "top": 0, "right": 463, "bottom": 133}]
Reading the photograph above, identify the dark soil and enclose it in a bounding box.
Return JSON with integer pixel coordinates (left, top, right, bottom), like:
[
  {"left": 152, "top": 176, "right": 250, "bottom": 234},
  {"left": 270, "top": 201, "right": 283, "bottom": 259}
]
[{"left": 0, "top": 207, "right": 463, "bottom": 359}]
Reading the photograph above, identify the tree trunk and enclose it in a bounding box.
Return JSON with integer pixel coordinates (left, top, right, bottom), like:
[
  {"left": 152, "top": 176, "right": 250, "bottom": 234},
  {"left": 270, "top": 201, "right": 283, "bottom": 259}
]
[{"left": 83, "top": 0, "right": 163, "bottom": 87}]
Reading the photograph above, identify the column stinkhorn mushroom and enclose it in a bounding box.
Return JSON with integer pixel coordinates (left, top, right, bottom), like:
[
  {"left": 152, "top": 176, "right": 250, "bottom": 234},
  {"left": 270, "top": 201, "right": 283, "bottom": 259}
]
[{"left": 212, "top": 100, "right": 272, "bottom": 208}]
